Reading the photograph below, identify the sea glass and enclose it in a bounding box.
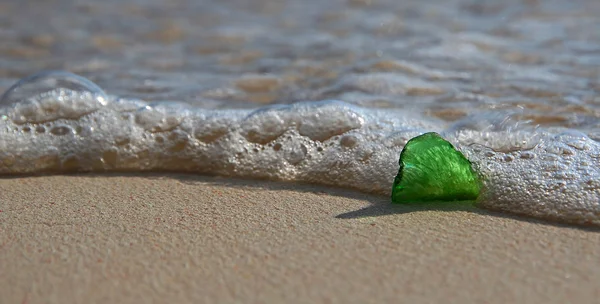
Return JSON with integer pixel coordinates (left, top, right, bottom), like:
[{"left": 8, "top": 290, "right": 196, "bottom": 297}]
[{"left": 391, "top": 132, "right": 480, "bottom": 203}]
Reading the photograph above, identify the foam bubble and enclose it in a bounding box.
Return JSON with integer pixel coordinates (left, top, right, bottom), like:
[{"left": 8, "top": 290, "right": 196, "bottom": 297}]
[
  {"left": 0, "top": 71, "right": 108, "bottom": 124},
  {"left": 134, "top": 103, "right": 187, "bottom": 132},
  {"left": 242, "top": 105, "right": 290, "bottom": 144}
]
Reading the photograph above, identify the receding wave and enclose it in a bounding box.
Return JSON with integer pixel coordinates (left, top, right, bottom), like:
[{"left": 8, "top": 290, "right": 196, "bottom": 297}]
[{"left": 1, "top": 71, "right": 599, "bottom": 226}]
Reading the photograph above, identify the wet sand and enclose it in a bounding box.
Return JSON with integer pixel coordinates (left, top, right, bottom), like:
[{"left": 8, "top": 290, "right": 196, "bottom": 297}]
[{"left": 1, "top": 174, "right": 599, "bottom": 303}]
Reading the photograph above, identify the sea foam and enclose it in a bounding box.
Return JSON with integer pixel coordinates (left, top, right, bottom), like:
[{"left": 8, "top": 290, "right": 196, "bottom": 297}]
[{"left": 1, "top": 71, "right": 599, "bottom": 226}]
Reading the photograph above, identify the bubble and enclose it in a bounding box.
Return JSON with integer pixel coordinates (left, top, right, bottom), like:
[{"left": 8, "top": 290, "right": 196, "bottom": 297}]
[
  {"left": 553, "top": 172, "right": 578, "bottom": 180},
  {"left": 0, "top": 70, "right": 107, "bottom": 108},
  {"left": 484, "top": 151, "right": 495, "bottom": 157},
  {"left": 0, "top": 71, "right": 109, "bottom": 124},
  {"left": 49, "top": 125, "right": 72, "bottom": 136},
  {"left": 284, "top": 143, "right": 308, "bottom": 165},
  {"left": 519, "top": 151, "right": 535, "bottom": 159},
  {"left": 385, "top": 130, "right": 424, "bottom": 148},
  {"left": 541, "top": 154, "right": 559, "bottom": 161},
  {"left": 542, "top": 162, "right": 568, "bottom": 172},
  {"left": 583, "top": 179, "right": 600, "bottom": 190},
  {"left": 550, "top": 181, "right": 567, "bottom": 190},
  {"left": 566, "top": 140, "right": 590, "bottom": 151},
  {"left": 554, "top": 131, "right": 592, "bottom": 151},
  {"left": 134, "top": 103, "right": 185, "bottom": 132},
  {"left": 295, "top": 102, "right": 364, "bottom": 141},
  {"left": 242, "top": 107, "right": 288, "bottom": 144},
  {"left": 192, "top": 114, "right": 234, "bottom": 143},
  {"left": 340, "top": 134, "right": 359, "bottom": 148},
  {"left": 545, "top": 143, "right": 575, "bottom": 156},
  {"left": 446, "top": 110, "right": 526, "bottom": 133},
  {"left": 167, "top": 130, "right": 190, "bottom": 152}
]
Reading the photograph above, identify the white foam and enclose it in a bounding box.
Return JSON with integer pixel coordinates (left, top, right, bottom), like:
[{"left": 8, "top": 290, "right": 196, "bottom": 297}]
[{"left": 1, "top": 71, "right": 599, "bottom": 226}]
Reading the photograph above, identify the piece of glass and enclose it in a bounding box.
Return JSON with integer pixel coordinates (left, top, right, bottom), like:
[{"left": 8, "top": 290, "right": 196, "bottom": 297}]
[{"left": 391, "top": 132, "right": 481, "bottom": 203}]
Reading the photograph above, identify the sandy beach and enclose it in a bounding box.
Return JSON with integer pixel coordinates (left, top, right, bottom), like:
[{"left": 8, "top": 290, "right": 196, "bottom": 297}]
[{"left": 0, "top": 174, "right": 599, "bottom": 303}]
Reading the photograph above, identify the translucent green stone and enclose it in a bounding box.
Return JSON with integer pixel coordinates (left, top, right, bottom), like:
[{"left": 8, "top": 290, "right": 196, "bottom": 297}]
[{"left": 391, "top": 132, "right": 481, "bottom": 203}]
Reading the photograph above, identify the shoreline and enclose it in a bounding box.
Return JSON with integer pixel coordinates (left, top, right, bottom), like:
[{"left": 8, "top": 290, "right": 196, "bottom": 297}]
[{"left": 1, "top": 174, "right": 599, "bottom": 303}]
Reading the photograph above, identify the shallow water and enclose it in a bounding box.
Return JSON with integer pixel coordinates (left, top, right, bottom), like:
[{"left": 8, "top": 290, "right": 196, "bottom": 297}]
[{"left": 0, "top": 0, "right": 599, "bottom": 225}]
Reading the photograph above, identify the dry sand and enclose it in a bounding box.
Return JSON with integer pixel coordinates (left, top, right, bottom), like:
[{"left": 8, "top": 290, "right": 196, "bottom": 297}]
[{"left": 1, "top": 174, "right": 599, "bottom": 303}]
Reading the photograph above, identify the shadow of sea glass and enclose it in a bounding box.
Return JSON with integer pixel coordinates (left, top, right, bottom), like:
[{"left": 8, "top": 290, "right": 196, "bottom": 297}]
[{"left": 335, "top": 200, "right": 479, "bottom": 219}]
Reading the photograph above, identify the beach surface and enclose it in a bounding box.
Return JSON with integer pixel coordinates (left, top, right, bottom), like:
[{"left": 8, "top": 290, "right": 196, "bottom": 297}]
[{"left": 1, "top": 174, "right": 599, "bottom": 303}]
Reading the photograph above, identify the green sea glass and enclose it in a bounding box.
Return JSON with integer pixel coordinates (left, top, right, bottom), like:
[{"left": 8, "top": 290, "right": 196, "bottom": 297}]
[{"left": 391, "top": 132, "right": 480, "bottom": 203}]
